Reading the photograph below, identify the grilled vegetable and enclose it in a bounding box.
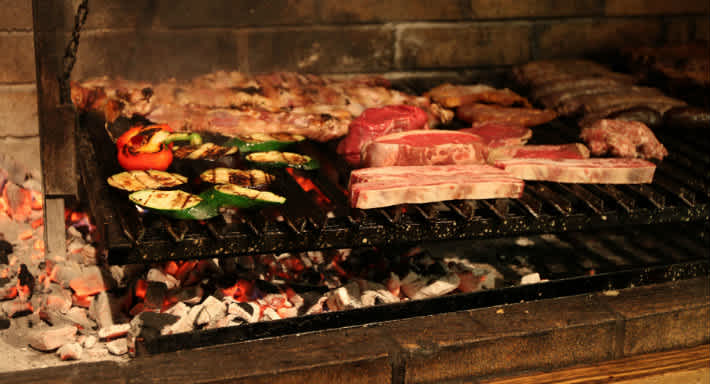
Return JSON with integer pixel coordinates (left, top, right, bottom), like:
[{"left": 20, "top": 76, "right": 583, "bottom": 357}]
[
  {"left": 225, "top": 133, "right": 306, "bottom": 153},
  {"left": 116, "top": 124, "right": 174, "bottom": 171},
  {"left": 129, "top": 189, "right": 218, "bottom": 220},
  {"left": 199, "top": 168, "right": 275, "bottom": 188},
  {"left": 107, "top": 170, "right": 188, "bottom": 192},
  {"left": 208, "top": 184, "right": 286, "bottom": 209},
  {"left": 245, "top": 151, "right": 319, "bottom": 170},
  {"left": 163, "top": 132, "right": 203, "bottom": 146},
  {"left": 173, "top": 143, "right": 239, "bottom": 160}
]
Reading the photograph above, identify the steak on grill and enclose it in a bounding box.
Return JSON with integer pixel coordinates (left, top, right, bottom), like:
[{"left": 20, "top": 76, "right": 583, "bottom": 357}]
[
  {"left": 459, "top": 123, "right": 533, "bottom": 148},
  {"left": 493, "top": 158, "right": 657, "bottom": 184},
  {"left": 456, "top": 104, "right": 557, "bottom": 127},
  {"left": 337, "top": 105, "right": 429, "bottom": 166},
  {"left": 580, "top": 119, "right": 668, "bottom": 160},
  {"left": 425, "top": 84, "right": 532, "bottom": 108},
  {"left": 349, "top": 165, "right": 525, "bottom": 209},
  {"left": 360, "top": 130, "right": 487, "bottom": 167},
  {"left": 487, "top": 143, "right": 590, "bottom": 162}
]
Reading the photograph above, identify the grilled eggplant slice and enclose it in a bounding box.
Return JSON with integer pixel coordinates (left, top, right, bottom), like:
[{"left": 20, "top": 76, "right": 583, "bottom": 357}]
[
  {"left": 225, "top": 133, "right": 306, "bottom": 153},
  {"left": 173, "top": 143, "right": 239, "bottom": 160},
  {"left": 199, "top": 168, "right": 275, "bottom": 188},
  {"left": 245, "top": 151, "right": 319, "bottom": 170},
  {"left": 129, "top": 189, "right": 218, "bottom": 220},
  {"left": 209, "top": 184, "right": 286, "bottom": 209},
  {"left": 107, "top": 170, "right": 188, "bottom": 192}
]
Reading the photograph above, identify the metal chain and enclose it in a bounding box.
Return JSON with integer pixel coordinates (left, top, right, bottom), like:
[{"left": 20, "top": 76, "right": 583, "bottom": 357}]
[{"left": 60, "top": 0, "right": 89, "bottom": 104}]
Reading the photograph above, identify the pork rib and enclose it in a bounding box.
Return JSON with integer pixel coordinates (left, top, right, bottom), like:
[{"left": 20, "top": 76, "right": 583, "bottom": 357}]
[
  {"left": 580, "top": 119, "right": 668, "bottom": 160},
  {"left": 494, "top": 158, "right": 656, "bottom": 184},
  {"left": 456, "top": 104, "right": 557, "bottom": 127},
  {"left": 361, "top": 130, "right": 487, "bottom": 167},
  {"left": 425, "top": 83, "right": 531, "bottom": 108}
]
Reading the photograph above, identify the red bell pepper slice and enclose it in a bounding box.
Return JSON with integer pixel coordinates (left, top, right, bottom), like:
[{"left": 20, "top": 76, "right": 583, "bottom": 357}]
[{"left": 116, "top": 124, "right": 174, "bottom": 171}]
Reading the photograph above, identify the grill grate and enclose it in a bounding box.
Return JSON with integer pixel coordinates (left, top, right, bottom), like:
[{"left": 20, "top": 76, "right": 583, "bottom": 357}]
[{"left": 76, "top": 94, "right": 710, "bottom": 265}]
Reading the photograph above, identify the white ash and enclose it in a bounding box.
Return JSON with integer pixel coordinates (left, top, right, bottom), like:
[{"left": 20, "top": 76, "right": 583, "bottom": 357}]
[
  {"left": 57, "top": 342, "right": 82, "bottom": 360},
  {"left": 106, "top": 338, "right": 128, "bottom": 356},
  {"left": 27, "top": 325, "right": 77, "bottom": 351}
]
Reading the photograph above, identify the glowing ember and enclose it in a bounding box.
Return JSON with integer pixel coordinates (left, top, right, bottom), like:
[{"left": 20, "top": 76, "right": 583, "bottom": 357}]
[
  {"left": 285, "top": 168, "right": 332, "bottom": 207},
  {"left": 134, "top": 279, "right": 148, "bottom": 299}
]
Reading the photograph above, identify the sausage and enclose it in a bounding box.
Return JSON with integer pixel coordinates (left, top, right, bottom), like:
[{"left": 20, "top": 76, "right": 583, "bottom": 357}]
[
  {"left": 663, "top": 106, "right": 710, "bottom": 130},
  {"left": 607, "top": 106, "right": 663, "bottom": 129}
]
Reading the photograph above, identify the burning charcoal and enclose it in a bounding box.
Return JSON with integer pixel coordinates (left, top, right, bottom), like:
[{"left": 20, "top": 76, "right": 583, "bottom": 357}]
[
  {"left": 80, "top": 245, "right": 98, "bottom": 266},
  {"left": 64, "top": 307, "right": 96, "bottom": 330},
  {"left": 27, "top": 325, "right": 77, "bottom": 351},
  {"left": 106, "top": 338, "right": 128, "bottom": 356},
  {"left": 521, "top": 272, "right": 546, "bottom": 285},
  {"left": 83, "top": 335, "right": 97, "bottom": 349},
  {"left": 171, "top": 285, "right": 204, "bottom": 305},
  {"left": 109, "top": 264, "right": 145, "bottom": 288},
  {"left": 276, "top": 306, "right": 298, "bottom": 319},
  {"left": 0, "top": 239, "right": 12, "bottom": 265},
  {"left": 89, "top": 291, "right": 114, "bottom": 328},
  {"left": 164, "top": 301, "right": 189, "bottom": 318},
  {"left": 147, "top": 268, "right": 179, "bottom": 290},
  {"left": 361, "top": 289, "right": 400, "bottom": 306},
  {"left": 400, "top": 272, "right": 426, "bottom": 299},
  {"left": 227, "top": 301, "right": 259, "bottom": 323},
  {"left": 72, "top": 294, "right": 93, "bottom": 308},
  {"left": 161, "top": 303, "right": 194, "bottom": 335},
  {"left": 69, "top": 267, "right": 112, "bottom": 296},
  {"left": 2, "top": 300, "right": 33, "bottom": 318},
  {"left": 98, "top": 323, "right": 130, "bottom": 340},
  {"left": 304, "top": 295, "right": 329, "bottom": 315},
  {"left": 129, "top": 312, "right": 179, "bottom": 341},
  {"left": 18, "top": 264, "right": 34, "bottom": 299},
  {"left": 261, "top": 307, "right": 281, "bottom": 321},
  {"left": 144, "top": 281, "right": 168, "bottom": 311},
  {"left": 41, "top": 288, "right": 73, "bottom": 314},
  {"left": 0, "top": 317, "right": 10, "bottom": 330},
  {"left": 326, "top": 281, "right": 361, "bottom": 311},
  {"left": 385, "top": 273, "right": 401, "bottom": 297},
  {"left": 54, "top": 262, "right": 82, "bottom": 289},
  {"left": 193, "top": 296, "right": 226, "bottom": 326},
  {"left": 411, "top": 273, "right": 460, "bottom": 300},
  {"left": 57, "top": 342, "right": 83, "bottom": 361},
  {"left": 205, "top": 313, "right": 239, "bottom": 329},
  {"left": 67, "top": 226, "right": 83, "bottom": 240}
]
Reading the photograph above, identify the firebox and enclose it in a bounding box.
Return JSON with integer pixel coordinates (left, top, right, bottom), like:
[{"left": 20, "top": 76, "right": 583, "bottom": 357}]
[{"left": 10, "top": 0, "right": 709, "bottom": 382}]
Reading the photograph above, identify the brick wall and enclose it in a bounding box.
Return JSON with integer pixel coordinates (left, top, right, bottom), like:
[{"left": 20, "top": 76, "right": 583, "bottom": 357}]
[{"left": 1, "top": 0, "right": 708, "bottom": 169}]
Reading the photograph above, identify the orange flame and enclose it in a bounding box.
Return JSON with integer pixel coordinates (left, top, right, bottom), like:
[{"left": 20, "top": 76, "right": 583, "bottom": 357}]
[{"left": 285, "top": 168, "right": 332, "bottom": 206}]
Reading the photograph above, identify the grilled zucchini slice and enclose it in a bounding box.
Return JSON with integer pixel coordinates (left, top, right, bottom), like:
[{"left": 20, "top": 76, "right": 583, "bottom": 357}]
[
  {"left": 173, "top": 143, "right": 239, "bottom": 160},
  {"left": 129, "top": 189, "right": 218, "bottom": 220},
  {"left": 209, "top": 184, "right": 286, "bottom": 209},
  {"left": 107, "top": 170, "right": 188, "bottom": 192},
  {"left": 199, "top": 168, "right": 275, "bottom": 188},
  {"left": 245, "top": 151, "right": 319, "bottom": 170},
  {"left": 225, "top": 133, "right": 306, "bottom": 153}
]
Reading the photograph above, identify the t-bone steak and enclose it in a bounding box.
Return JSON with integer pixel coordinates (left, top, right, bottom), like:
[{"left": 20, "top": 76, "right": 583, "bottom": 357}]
[{"left": 360, "top": 130, "right": 487, "bottom": 167}]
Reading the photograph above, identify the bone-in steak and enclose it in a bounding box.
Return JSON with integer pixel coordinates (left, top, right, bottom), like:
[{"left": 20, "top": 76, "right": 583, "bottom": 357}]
[
  {"left": 360, "top": 130, "right": 487, "bottom": 167},
  {"left": 487, "top": 143, "right": 590, "bottom": 162},
  {"left": 460, "top": 123, "right": 533, "bottom": 148},
  {"left": 494, "top": 158, "right": 657, "bottom": 184},
  {"left": 337, "top": 105, "right": 429, "bottom": 167},
  {"left": 349, "top": 165, "right": 524, "bottom": 209}
]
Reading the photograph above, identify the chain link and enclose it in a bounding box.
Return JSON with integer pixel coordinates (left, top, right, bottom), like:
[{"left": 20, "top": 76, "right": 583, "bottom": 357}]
[{"left": 60, "top": 0, "right": 89, "bottom": 104}]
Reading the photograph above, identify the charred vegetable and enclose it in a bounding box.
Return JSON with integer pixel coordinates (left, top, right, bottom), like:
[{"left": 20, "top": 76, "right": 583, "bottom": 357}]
[
  {"left": 199, "top": 168, "right": 275, "bottom": 188},
  {"left": 173, "top": 143, "right": 239, "bottom": 160},
  {"left": 116, "top": 124, "right": 174, "bottom": 171},
  {"left": 225, "top": 133, "right": 306, "bottom": 153},
  {"left": 208, "top": 184, "right": 286, "bottom": 209},
  {"left": 107, "top": 170, "right": 187, "bottom": 192},
  {"left": 245, "top": 151, "right": 319, "bottom": 170},
  {"left": 129, "top": 189, "right": 218, "bottom": 220}
]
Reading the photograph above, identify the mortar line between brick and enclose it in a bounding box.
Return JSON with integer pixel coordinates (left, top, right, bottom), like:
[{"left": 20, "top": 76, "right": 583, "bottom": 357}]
[{"left": 0, "top": 83, "right": 37, "bottom": 91}]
